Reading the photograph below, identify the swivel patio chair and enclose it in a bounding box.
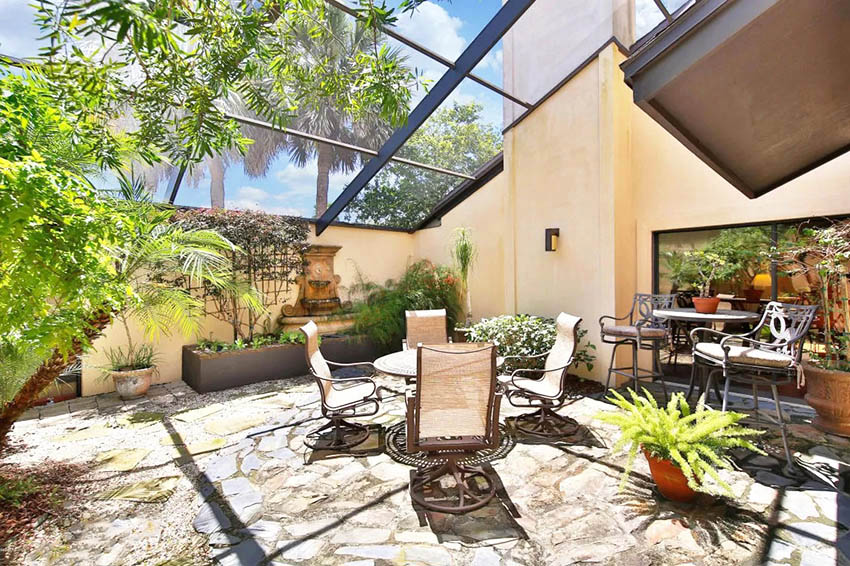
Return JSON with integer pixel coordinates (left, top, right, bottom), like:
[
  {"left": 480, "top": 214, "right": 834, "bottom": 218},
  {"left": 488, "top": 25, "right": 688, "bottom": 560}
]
[
  {"left": 498, "top": 312, "right": 582, "bottom": 438},
  {"left": 406, "top": 343, "right": 502, "bottom": 513},
  {"left": 690, "top": 302, "right": 818, "bottom": 472},
  {"left": 402, "top": 309, "right": 451, "bottom": 350},
  {"left": 600, "top": 293, "right": 676, "bottom": 400},
  {"left": 300, "top": 321, "right": 381, "bottom": 450}
]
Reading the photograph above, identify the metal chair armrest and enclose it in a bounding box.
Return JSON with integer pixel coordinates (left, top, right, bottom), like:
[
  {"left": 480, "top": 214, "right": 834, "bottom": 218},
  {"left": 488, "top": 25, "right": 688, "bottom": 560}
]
[
  {"left": 326, "top": 359, "right": 376, "bottom": 370},
  {"left": 501, "top": 351, "right": 549, "bottom": 362},
  {"left": 689, "top": 327, "right": 739, "bottom": 343},
  {"left": 599, "top": 313, "right": 630, "bottom": 327},
  {"left": 720, "top": 335, "right": 789, "bottom": 350}
]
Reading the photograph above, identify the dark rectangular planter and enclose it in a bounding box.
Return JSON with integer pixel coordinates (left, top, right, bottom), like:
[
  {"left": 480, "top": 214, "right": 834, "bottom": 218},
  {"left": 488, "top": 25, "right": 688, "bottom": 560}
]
[{"left": 182, "top": 335, "right": 380, "bottom": 394}]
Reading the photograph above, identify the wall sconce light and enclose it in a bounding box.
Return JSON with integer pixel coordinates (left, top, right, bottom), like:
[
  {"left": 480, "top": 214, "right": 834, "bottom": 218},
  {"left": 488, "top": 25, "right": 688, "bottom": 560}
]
[{"left": 545, "top": 228, "right": 559, "bottom": 252}]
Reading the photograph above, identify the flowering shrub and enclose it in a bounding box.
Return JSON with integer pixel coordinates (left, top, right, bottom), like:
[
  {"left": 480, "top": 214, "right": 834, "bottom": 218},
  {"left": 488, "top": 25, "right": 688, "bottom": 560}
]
[
  {"left": 464, "top": 314, "right": 596, "bottom": 372},
  {"left": 171, "top": 208, "right": 309, "bottom": 341}
]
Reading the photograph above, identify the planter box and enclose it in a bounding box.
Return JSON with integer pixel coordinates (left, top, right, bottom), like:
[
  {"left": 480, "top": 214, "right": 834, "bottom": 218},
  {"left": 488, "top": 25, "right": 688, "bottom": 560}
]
[{"left": 182, "top": 335, "right": 380, "bottom": 393}]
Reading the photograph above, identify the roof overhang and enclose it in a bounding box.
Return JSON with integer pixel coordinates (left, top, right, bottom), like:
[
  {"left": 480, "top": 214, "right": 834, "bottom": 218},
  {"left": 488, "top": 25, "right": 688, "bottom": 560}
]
[{"left": 622, "top": 0, "right": 850, "bottom": 198}]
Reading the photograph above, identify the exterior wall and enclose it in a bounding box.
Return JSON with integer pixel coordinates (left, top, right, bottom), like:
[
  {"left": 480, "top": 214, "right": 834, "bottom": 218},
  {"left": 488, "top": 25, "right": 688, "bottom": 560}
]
[
  {"left": 503, "top": 0, "right": 633, "bottom": 124},
  {"left": 412, "top": 172, "right": 510, "bottom": 321},
  {"left": 81, "top": 224, "right": 414, "bottom": 396}
]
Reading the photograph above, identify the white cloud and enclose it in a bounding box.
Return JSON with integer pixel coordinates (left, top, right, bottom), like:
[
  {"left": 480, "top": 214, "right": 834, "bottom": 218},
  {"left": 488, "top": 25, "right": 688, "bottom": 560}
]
[
  {"left": 225, "top": 185, "right": 304, "bottom": 217},
  {"left": 273, "top": 161, "right": 356, "bottom": 196},
  {"left": 475, "top": 48, "right": 502, "bottom": 74},
  {"left": 635, "top": 0, "right": 667, "bottom": 38},
  {"left": 0, "top": 1, "right": 41, "bottom": 58}
]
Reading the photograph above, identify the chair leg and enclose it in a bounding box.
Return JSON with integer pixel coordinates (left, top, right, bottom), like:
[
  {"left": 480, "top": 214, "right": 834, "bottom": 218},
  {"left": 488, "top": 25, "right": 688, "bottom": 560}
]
[
  {"left": 304, "top": 417, "right": 370, "bottom": 451},
  {"left": 410, "top": 455, "right": 496, "bottom": 513},
  {"left": 604, "top": 343, "right": 620, "bottom": 394},
  {"left": 513, "top": 406, "right": 579, "bottom": 438},
  {"left": 653, "top": 345, "right": 668, "bottom": 403},
  {"left": 686, "top": 361, "right": 698, "bottom": 401},
  {"left": 631, "top": 341, "right": 640, "bottom": 393},
  {"left": 752, "top": 383, "right": 760, "bottom": 423},
  {"left": 721, "top": 372, "right": 732, "bottom": 412},
  {"left": 770, "top": 384, "right": 797, "bottom": 473}
]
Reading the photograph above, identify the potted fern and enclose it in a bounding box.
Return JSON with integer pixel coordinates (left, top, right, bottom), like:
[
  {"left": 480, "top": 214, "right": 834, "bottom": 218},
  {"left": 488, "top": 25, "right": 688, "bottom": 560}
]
[{"left": 596, "top": 389, "right": 764, "bottom": 502}]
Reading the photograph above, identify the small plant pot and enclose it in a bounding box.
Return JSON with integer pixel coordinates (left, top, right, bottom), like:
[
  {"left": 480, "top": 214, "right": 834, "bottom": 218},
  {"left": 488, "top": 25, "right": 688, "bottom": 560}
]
[
  {"left": 111, "top": 367, "right": 154, "bottom": 399},
  {"left": 742, "top": 288, "right": 764, "bottom": 303},
  {"left": 804, "top": 363, "right": 850, "bottom": 437},
  {"left": 644, "top": 451, "right": 697, "bottom": 502},
  {"left": 692, "top": 297, "right": 720, "bottom": 314}
]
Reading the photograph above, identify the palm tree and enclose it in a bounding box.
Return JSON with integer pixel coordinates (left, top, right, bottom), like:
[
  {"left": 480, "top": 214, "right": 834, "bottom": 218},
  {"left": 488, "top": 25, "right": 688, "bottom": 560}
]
[{"left": 284, "top": 9, "right": 397, "bottom": 216}]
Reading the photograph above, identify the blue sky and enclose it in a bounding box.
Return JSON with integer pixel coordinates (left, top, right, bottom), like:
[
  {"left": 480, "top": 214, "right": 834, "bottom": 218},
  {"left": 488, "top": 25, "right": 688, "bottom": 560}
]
[{"left": 0, "top": 0, "right": 671, "bottom": 221}]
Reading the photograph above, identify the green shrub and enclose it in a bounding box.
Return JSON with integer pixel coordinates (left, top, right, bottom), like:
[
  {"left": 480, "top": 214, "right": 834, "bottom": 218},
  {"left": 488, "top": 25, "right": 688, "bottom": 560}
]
[
  {"left": 354, "top": 261, "right": 461, "bottom": 349},
  {"left": 595, "top": 389, "right": 764, "bottom": 496},
  {"left": 464, "top": 314, "right": 596, "bottom": 372},
  {"left": 196, "top": 331, "right": 311, "bottom": 353}
]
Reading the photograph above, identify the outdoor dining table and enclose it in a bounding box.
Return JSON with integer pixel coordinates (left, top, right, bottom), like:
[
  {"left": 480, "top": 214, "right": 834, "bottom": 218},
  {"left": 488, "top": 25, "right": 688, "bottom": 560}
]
[
  {"left": 373, "top": 348, "right": 505, "bottom": 382},
  {"left": 652, "top": 307, "right": 762, "bottom": 401}
]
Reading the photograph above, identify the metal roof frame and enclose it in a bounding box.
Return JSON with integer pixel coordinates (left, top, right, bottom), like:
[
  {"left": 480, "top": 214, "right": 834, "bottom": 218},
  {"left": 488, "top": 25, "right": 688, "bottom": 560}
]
[{"left": 315, "top": 0, "right": 535, "bottom": 234}]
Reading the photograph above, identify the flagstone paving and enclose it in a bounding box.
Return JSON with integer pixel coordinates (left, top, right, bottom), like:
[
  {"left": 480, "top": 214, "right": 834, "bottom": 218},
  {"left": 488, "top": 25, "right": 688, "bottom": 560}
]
[{"left": 4, "top": 374, "right": 850, "bottom": 566}]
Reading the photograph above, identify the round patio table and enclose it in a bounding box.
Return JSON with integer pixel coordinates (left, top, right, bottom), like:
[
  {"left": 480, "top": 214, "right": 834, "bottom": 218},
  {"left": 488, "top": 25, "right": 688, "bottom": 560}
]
[
  {"left": 374, "top": 349, "right": 505, "bottom": 382},
  {"left": 652, "top": 308, "right": 761, "bottom": 325}
]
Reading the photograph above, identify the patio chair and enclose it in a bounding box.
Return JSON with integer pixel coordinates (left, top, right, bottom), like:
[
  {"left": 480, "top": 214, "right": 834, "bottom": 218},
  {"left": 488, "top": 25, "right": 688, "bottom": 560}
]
[
  {"left": 690, "top": 302, "right": 818, "bottom": 472},
  {"left": 300, "top": 321, "right": 380, "bottom": 450},
  {"left": 402, "top": 309, "right": 451, "bottom": 350},
  {"left": 599, "top": 293, "right": 676, "bottom": 400},
  {"left": 498, "top": 312, "right": 582, "bottom": 437},
  {"left": 406, "top": 343, "right": 502, "bottom": 513}
]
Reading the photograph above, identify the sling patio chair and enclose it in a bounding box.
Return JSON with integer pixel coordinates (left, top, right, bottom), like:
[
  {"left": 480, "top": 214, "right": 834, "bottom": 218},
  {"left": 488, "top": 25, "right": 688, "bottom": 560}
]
[
  {"left": 300, "top": 320, "right": 381, "bottom": 450},
  {"left": 406, "top": 343, "right": 502, "bottom": 513},
  {"left": 690, "top": 302, "right": 818, "bottom": 473},
  {"left": 600, "top": 293, "right": 676, "bottom": 401},
  {"left": 402, "top": 309, "right": 451, "bottom": 350},
  {"left": 498, "top": 312, "right": 583, "bottom": 438}
]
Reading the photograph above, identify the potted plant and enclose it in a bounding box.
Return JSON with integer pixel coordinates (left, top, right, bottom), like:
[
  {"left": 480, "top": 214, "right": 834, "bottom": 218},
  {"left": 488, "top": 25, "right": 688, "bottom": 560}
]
[
  {"left": 452, "top": 227, "right": 477, "bottom": 328},
  {"left": 662, "top": 249, "right": 700, "bottom": 294},
  {"left": 708, "top": 228, "right": 771, "bottom": 303},
  {"left": 100, "top": 177, "right": 250, "bottom": 399},
  {"left": 683, "top": 250, "right": 737, "bottom": 314},
  {"left": 596, "top": 389, "right": 764, "bottom": 502},
  {"left": 780, "top": 220, "right": 850, "bottom": 436}
]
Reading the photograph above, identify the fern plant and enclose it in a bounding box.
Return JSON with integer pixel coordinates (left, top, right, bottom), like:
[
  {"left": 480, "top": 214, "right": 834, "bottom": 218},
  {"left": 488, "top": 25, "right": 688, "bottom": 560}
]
[{"left": 595, "top": 389, "right": 764, "bottom": 496}]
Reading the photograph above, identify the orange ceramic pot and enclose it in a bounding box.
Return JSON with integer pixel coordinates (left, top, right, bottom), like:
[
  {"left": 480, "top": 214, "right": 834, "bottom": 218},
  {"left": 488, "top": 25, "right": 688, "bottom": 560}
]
[
  {"left": 644, "top": 451, "right": 697, "bottom": 502},
  {"left": 692, "top": 297, "right": 720, "bottom": 314}
]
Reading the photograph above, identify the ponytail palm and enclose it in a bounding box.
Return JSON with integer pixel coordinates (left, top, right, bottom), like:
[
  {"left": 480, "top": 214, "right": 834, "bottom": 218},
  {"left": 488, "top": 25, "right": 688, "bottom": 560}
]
[{"left": 596, "top": 389, "right": 764, "bottom": 496}]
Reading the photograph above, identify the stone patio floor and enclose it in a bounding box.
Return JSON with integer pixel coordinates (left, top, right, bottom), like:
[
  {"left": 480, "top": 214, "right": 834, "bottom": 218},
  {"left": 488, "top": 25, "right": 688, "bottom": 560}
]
[{"left": 4, "top": 374, "right": 850, "bottom": 566}]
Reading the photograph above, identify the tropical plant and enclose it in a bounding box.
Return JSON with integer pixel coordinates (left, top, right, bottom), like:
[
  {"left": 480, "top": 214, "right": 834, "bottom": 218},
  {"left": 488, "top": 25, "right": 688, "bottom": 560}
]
[
  {"left": 595, "top": 389, "right": 764, "bottom": 496},
  {"left": 662, "top": 250, "right": 700, "bottom": 292},
  {"left": 705, "top": 228, "right": 771, "bottom": 293},
  {"left": 779, "top": 219, "right": 850, "bottom": 370},
  {"left": 682, "top": 249, "right": 738, "bottom": 297},
  {"left": 452, "top": 228, "right": 477, "bottom": 326},
  {"left": 345, "top": 102, "right": 503, "bottom": 227},
  {"left": 353, "top": 261, "right": 461, "bottom": 348},
  {"left": 101, "top": 175, "right": 260, "bottom": 371},
  {"left": 172, "top": 208, "right": 309, "bottom": 341},
  {"left": 464, "top": 314, "right": 596, "bottom": 373},
  {"left": 34, "top": 0, "right": 417, "bottom": 173},
  {"left": 196, "top": 330, "right": 312, "bottom": 353}
]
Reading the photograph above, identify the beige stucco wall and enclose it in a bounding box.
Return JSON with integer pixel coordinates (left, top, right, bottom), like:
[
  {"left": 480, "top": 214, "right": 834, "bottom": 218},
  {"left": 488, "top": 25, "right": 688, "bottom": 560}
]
[
  {"left": 81, "top": 224, "right": 414, "bottom": 396},
  {"left": 412, "top": 172, "right": 510, "bottom": 321}
]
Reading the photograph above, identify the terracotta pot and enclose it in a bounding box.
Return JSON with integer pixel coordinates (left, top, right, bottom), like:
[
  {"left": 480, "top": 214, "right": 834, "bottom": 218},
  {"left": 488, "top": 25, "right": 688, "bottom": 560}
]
[
  {"left": 692, "top": 297, "right": 720, "bottom": 314},
  {"left": 644, "top": 450, "right": 697, "bottom": 502},
  {"left": 804, "top": 363, "right": 850, "bottom": 437},
  {"left": 743, "top": 288, "right": 764, "bottom": 303},
  {"left": 111, "top": 367, "right": 154, "bottom": 400}
]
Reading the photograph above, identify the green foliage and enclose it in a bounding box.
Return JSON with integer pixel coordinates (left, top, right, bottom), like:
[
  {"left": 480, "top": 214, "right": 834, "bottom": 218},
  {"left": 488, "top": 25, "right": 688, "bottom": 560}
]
[
  {"left": 196, "top": 330, "right": 311, "bottom": 353},
  {"left": 452, "top": 228, "right": 477, "bottom": 325},
  {"left": 103, "top": 344, "right": 158, "bottom": 372},
  {"left": 354, "top": 261, "right": 461, "bottom": 348},
  {"left": 172, "top": 208, "right": 309, "bottom": 341},
  {"left": 0, "top": 476, "right": 41, "bottom": 507},
  {"left": 779, "top": 220, "right": 850, "bottom": 370},
  {"left": 595, "top": 389, "right": 764, "bottom": 496},
  {"left": 34, "top": 0, "right": 418, "bottom": 169},
  {"left": 705, "top": 228, "right": 770, "bottom": 292},
  {"left": 464, "top": 315, "right": 596, "bottom": 373},
  {"left": 681, "top": 249, "right": 739, "bottom": 298},
  {"left": 345, "top": 102, "right": 502, "bottom": 227}
]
